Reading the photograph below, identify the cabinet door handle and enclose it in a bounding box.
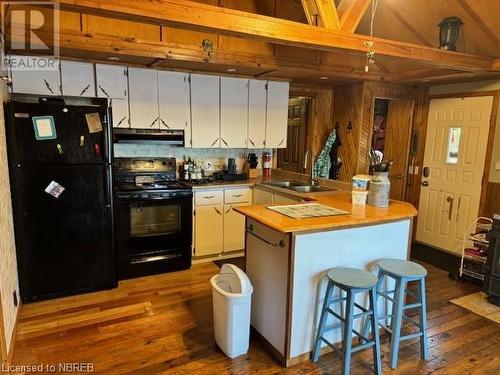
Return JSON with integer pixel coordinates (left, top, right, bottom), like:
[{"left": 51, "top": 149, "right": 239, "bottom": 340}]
[
  {"left": 233, "top": 194, "right": 243, "bottom": 198},
  {"left": 214, "top": 207, "right": 222, "bottom": 215},
  {"left": 98, "top": 84, "right": 110, "bottom": 98},
  {"left": 43, "top": 79, "right": 54, "bottom": 94},
  {"left": 304, "top": 150, "right": 309, "bottom": 170},
  {"left": 248, "top": 138, "right": 255, "bottom": 147},
  {"left": 160, "top": 118, "right": 170, "bottom": 128},
  {"left": 80, "top": 84, "right": 91, "bottom": 96},
  {"left": 221, "top": 138, "right": 229, "bottom": 147},
  {"left": 149, "top": 118, "right": 158, "bottom": 127},
  {"left": 116, "top": 116, "right": 127, "bottom": 127},
  {"left": 203, "top": 195, "right": 215, "bottom": 199},
  {"left": 210, "top": 138, "right": 219, "bottom": 147},
  {"left": 277, "top": 138, "right": 285, "bottom": 147},
  {"left": 225, "top": 205, "right": 233, "bottom": 214},
  {"left": 456, "top": 197, "right": 461, "bottom": 222}
]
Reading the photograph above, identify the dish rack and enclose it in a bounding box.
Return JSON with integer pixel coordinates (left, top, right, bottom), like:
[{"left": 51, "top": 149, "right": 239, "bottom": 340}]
[{"left": 459, "top": 217, "right": 493, "bottom": 281}]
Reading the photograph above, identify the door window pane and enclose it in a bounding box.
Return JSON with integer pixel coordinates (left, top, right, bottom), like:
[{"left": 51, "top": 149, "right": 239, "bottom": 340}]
[
  {"left": 130, "top": 204, "right": 180, "bottom": 237},
  {"left": 446, "top": 127, "right": 461, "bottom": 164}
]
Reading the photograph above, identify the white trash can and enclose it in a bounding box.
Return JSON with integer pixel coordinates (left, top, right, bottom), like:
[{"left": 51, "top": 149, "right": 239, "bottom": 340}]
[{"left": 210, "top": 264, "right": 253, "bottom": 358}]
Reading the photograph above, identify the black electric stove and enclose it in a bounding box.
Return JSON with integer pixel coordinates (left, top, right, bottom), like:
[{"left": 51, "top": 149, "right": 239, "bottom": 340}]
[{"left": 114, "top": 158, "right": 192, "bottom": 280}]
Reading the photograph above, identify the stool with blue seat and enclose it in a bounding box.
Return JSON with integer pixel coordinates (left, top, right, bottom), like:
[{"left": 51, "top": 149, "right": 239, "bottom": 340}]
[
  {"left": 312, "top": 267, "right": 382, "bottom": 375},
  {"left": 362, "top": 258, "right": 429, "bottom": 369}
]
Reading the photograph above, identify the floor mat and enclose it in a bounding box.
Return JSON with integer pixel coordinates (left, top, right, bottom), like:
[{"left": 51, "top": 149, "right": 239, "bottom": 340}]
[
  {"left": 450, "top": 292, "right": 500, "bottom": 324},
  {"left": 213, "top": 256, "right": 245, "bottom": 271}
]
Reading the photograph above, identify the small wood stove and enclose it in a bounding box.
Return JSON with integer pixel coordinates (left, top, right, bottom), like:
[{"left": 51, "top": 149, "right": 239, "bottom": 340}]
[{"left": 483, "top": 214, "right": 500, "bottom": 306}]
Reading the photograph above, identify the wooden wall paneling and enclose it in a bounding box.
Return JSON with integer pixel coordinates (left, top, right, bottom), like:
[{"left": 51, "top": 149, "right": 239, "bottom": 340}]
[
  {"left": 331, "top": 82, "right": 363, "bottom": 182},
  {"left": 82, "top": 15, "right": 161, "bottom": 41},
  {"left": 405, "top": 87, "right": 430, "bottom": 209},
  {"left": 358, "top": 82, "right": 418, "bottom": 175},
  {"left": 479, "top": 91, "right": 500, "bottom": 217}
]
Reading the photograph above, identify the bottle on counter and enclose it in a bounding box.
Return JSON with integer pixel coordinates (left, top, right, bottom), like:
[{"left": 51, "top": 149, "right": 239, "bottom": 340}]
[{"left": 262, "top": 152, "right": 272, "bottom": 179}]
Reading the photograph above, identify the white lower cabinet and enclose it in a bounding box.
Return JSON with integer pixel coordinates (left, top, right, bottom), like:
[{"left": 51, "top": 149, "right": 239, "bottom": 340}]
[
  {"left": 223, "top": 203, "right": 247, "bottom": 252},
  {"left": 194, "top": 204, "right": 224, "bottom": 257},
  {"left": 193, "top": 187, "right": 252, "bottom": 258}
]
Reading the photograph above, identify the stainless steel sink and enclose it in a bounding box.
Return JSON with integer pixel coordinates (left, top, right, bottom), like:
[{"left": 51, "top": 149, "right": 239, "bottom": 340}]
[
  {"left": 262, "top": 181, "right": 335, "bottom": 193},
  {"left": 263, "top": 181, "right": 304, "bottom": 188},
  {"left": 291, "top": 185, "right": 332, "bottom": 193}
]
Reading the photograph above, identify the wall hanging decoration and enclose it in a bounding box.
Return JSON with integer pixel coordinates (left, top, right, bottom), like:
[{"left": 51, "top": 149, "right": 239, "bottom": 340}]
[{"left": 438, "top": 17, "right": 463, "bottom": 51}]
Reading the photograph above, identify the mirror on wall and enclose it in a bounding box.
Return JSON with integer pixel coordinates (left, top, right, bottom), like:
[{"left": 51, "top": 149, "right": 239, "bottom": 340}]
[{"left": 277, "top": 96, "right": 311, "bottom": 173}]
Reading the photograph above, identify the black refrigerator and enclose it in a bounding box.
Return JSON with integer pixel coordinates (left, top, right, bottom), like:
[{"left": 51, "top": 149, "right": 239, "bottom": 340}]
[{"left": 5, "top": 99, "right": 116, "bottom": 302}]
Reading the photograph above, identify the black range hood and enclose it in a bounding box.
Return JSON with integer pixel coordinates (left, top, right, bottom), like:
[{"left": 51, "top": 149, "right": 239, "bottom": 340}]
[{"left": 113, "top": 128, "right": 185, "bottom": 146}]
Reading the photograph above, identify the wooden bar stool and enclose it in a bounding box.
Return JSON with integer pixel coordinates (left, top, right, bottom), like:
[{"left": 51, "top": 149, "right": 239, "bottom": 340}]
[
  {"left": 363, "top": 259, "right": 429, "bottom": 369},
  {"left": 312, "top": 267, "right": 382, "bottom": 375}
]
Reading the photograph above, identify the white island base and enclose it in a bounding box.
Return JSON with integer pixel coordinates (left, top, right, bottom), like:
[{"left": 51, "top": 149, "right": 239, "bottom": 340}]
[{"left": 245, "top": 218, "right": 412, "bottom": 366}]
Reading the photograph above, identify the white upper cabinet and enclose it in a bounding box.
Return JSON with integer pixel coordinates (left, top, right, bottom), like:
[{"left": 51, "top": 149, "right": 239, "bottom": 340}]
[
  {"left": 128, "top": 67, "right": 159, "bottom": 129},
  {"left": 190, "top": 74, "right": 220, "bottom": 148},
  {"left": 9, "top": 55, "right": 61, "bottom": 96},
  {"left": 158, "top": 71, "right": 191, "bottom": 146},
  {"left": 96, "top": 64, "right": 129, "bottom": 128},
  {"left": 60, "top": 61, "right": 95, "bottom": 97},
  {"left": 266, "top": 81, "right": 289, "bottom": 148},
  {"left": 248, "top": 79, "right": 267, "bottom": 149},
  {"left": 220, "top": 77, "right": 248, "bottom": 148},
  {"left": 96, "top": 64, "right": 127, "bottom": 99}
]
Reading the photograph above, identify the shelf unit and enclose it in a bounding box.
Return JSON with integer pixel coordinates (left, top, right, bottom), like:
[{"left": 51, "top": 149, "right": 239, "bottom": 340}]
[{"left": 459, "top": 217, "right": 493, "bottom": 282}]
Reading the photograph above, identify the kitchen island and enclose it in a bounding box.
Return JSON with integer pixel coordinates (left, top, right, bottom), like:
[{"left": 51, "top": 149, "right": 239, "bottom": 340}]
[{"left": 235, "top": 191, "right": 417, "bottom": 366}]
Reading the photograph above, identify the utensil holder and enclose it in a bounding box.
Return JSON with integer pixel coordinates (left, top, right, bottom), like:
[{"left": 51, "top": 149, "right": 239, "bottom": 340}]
[{"left": 368, "top": 172, "right": 390, "bottom": 208}]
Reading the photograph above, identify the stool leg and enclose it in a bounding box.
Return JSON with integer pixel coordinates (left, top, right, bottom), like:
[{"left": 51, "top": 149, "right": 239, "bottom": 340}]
[
  {"left": 369, "top": 287, "right": 382, "bottom": 375},
  {"left": 360, "top": 269, "right": 383, "bottom": 343},
  {"left": 312, "top": 281, "right": 334, "bottom": 362},
  {"left": 389, "top": 278, "right": 406, "bottom": 369},
  {"left": 342, "top": 290, "right": 355, "bottom": 375},
  {"left": 418, "top": 277, "right": 429, "bottom": 361}
]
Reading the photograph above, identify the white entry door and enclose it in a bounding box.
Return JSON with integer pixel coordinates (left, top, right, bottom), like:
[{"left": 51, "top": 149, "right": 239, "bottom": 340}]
[{"left": 416, "top": 96, "right": 493, "bottom": 255}]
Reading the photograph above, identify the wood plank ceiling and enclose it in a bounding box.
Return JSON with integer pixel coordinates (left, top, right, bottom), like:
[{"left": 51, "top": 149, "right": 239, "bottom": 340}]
[{"left": 3, "top": 0, "right": 500, "bottom": 85}]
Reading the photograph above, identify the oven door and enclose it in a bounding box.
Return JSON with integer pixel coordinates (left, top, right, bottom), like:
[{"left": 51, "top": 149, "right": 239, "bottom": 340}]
[{"left": 115, "top": 195, "right": 192, "bottom": 256}]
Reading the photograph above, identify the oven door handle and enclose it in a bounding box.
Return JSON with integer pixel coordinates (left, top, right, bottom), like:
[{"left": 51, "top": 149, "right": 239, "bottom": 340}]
[{"left": 130, "top": 254, "right": 183, "bottom": 264}]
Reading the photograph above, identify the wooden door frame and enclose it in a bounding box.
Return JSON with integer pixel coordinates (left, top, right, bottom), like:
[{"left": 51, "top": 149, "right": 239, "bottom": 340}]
[
  {"left": 289, "top": 85, "right": 327, "bottom": 176},
  {"left": 277, "top": 96, "right": 311, "bottom": 173},
  {"left": 420, "top": 90, "right": 499, "bottom": 216},
  {"left": 0, "top": 292, "right": 6, "bottom": 365}
]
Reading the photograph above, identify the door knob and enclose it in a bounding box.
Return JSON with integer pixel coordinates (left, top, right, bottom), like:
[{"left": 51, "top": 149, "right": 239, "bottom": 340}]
[{"left": 421, "top": 181, "right": 429, "bottom": 186}]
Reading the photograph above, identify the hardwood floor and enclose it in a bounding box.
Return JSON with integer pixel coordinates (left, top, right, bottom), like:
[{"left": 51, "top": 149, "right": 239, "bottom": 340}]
[{"left": 11, "top": 261, "right": 500, "bottom": 374}]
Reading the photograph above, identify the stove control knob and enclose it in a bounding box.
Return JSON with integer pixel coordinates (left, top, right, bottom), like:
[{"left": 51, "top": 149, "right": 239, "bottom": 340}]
[{"left": 141, "top": 193, "right": 148, "bottom": 199}]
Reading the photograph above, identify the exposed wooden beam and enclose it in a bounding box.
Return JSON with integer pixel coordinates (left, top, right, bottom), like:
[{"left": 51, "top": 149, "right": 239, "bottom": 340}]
[
  {"left": 300, "top": 0, "right": 321, "bottom": 26},
  {"left": 337, "top": 0, "right": 371, "bottom": 33},
  {"left": 6, "top": 27, "right": 391, "bottom": 81},
  {"left": 314, "top": 0, "right": 340, "bottom": 29},
  {"left": 57, "top": 0, "right": 496, "bottom": 72},
  {"left": 301, "top": 0, "right": 340, "bottom": 29}
]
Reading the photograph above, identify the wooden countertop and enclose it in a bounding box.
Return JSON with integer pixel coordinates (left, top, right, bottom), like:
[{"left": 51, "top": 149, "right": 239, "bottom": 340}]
[{"left": 235, "top": 191, "right": 417, "bottom": 234}]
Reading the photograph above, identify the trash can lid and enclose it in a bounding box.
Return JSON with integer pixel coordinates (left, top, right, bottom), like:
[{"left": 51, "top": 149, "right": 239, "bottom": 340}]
[{"left": 216, "top": 264, "right": 253, "bottom": 295}]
